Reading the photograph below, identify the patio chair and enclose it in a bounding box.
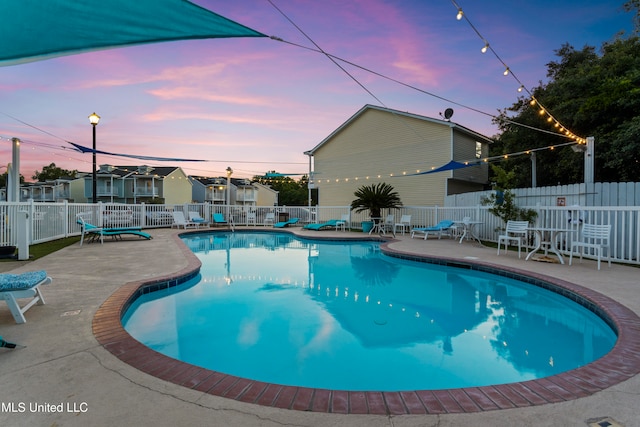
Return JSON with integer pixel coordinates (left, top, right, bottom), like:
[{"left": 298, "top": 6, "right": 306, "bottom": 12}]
[
  {"left": 273, "top": 217, "right": 299, "bottom": 228},
  {"left": 569, "top": 223, "right": 611, "bottom": 270},
  {"left": 246, "top": 211, "right": 257, "bottom": 226},
  {"left": 497, "top": 220, "right": 529, "bottom": 258},
  {"left": 411, "top": 219, "right": 455, "bottom": 240},
  {"left": 171, "top": 211, "right": 199, "bottom": 229},
  {"left": 450, "top": 216, "right": 471, "bottom": 239},
  {"left": 382, "top": 214, "right": 395, "bottom": 233},
  {"left": 394, "top": 214, "right": 412, "bottom": 235},
  {"left": 336, "top": 214, "right": 350, "bottom": 232},
  {"left": 0, "top": 270, "right": 52, "bottom": 324},
  {"left": 263, "top": 212, "right": 275, "bottom": 227},
  {"left": 303, "top": 219, "right": 340, "bottom": 231},
  {"left": 188, "top": 211, "right": 209, "bottom": 227}
]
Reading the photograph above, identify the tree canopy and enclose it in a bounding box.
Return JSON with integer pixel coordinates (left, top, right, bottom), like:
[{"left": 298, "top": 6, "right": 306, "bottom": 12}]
[
  {"left": 253, "top": 172, "right": 311, "bottom": 206},
  {"left": 32, "top": 163, "right": 78, "bottom": 182},
  {"left": 491, "top": 2, "right": 640, "bottom": 186}
]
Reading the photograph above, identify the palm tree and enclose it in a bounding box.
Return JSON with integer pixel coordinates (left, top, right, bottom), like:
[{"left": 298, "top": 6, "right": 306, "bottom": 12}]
[{"left": 350, "top": 182, "right": 402, "bottom": 219}]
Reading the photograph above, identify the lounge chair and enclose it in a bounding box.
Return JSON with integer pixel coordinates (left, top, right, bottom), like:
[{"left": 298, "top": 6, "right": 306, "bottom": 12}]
[
  {"left": 273, "top": 217, "right": 299, "bottom": 228},
  {"left": 303, "top": 219, "right": 340, "bottom": 231},
  {"left": 411, "top": 219, "right": 455, "bottom": 240},
  {"left": 188, "top": 211, "right": 209, "bottom": 227},
  {"left": 172, "top": 211, "right": 200, "bottom": 229},
  {"left": 0, "top": 270, "right": 52, "bottom": 324},
  {"left": 77, "top": 215, "right": 152, "bottom": 245},
  {"left": 212, "top": 213, "right": 235, "bottom": 231}
]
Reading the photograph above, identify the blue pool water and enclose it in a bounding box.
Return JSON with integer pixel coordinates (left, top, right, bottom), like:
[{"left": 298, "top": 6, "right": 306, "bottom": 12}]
[{"left": 123, "top": 232, "right": 616, "bottom": 391}]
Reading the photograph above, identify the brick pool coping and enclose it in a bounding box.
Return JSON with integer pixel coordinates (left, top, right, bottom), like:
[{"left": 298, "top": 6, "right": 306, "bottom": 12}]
[{"left": 92, "top": 230, "right": 640, "bottom": 415}]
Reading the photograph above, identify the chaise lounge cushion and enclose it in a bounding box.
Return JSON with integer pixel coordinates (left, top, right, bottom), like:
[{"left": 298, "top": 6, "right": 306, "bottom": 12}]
[{"left": 0, "top": 270, "right": 48, "bottom": 291}]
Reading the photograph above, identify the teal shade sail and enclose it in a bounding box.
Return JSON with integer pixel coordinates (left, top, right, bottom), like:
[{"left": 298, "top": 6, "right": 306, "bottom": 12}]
[
  {"left": 399, "top": 160, "right": 477, "bottom": 177},
  {"left": 0, "top": 0, "right": 266, "bottom": 66}
]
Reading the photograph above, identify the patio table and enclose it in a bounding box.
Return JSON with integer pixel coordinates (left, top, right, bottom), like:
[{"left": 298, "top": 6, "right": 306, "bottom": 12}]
[
  {"left": 525, "top": 227, "right": 574, "bottom": 264},
  {"left": 454, "top": 221, "right": 483, "bottom": 244}
]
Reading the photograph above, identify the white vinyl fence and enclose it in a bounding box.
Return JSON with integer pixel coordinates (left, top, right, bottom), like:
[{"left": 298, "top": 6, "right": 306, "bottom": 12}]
[{"left": 1, "top": 201, "right": 639, "bottom": 266}]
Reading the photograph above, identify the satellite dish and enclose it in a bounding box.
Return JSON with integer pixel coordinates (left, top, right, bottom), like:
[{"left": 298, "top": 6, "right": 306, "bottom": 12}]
[{"left": 443, "top": 108, "right": 454, "bottom": 120}]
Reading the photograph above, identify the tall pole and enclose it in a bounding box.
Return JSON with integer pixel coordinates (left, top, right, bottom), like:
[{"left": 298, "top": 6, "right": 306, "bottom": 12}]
[
  {"left": 89, "top": 113, "right": 100, "bottom": 203},
  {"left": 8, "top": 138, "right": 20, "bottom": 202},
  {"left": 226, "top": 166, "right": 233, "bottom": 220},
  {"left": 584, "top": 136, "right": 594, "bottom": 184},
  {"left": 92, "top": 124, "right": 97, "bottom": 203},
  {"left": 530, "top": 152, "right": 537, "bottom": 188}
]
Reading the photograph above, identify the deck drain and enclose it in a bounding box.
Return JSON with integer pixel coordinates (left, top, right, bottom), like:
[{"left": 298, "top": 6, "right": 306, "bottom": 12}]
[
  {"left": 586, "top": 417, "right": 623, "bottom": 427},
  {"left": 61, "top": 310, "right": 82, "bottom": 317}
]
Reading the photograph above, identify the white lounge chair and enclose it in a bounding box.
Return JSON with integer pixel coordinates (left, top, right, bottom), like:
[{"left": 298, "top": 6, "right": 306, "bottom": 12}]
[
  {"left": 172, "top": 211, "right": 199, "bottom": 229},
  {"left": 497, "top": 220, "right": 529, "bottom": 258},
  {"left": 0, "top": 270, "right": 52, "bottom": 324},
  {"left": 394, "top": 214, "right": 412, "bottom": 235},
  {"left": 569, "top": 223, "right": 611, "bottom": 270},
  {"left": 188, "top": 211, "right": 209, "bottom": 227}
]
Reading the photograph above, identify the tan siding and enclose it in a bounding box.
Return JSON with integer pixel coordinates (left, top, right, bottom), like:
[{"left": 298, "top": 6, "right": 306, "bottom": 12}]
[
  {"left": 254, "top": 183, "right": 278, "bottom": 206},
  {"left": 163, "top": 169, "right": 192, "bottom": 204},
  {"left": 314, "top": 109, "right": 451, "bottom": 206},
  {"left": 452, "top": 131, "right": 489, "bottom": 184}
]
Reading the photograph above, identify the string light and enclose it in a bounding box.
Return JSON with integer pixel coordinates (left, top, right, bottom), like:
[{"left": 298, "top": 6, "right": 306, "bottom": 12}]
[
  {"left": 304, "top": 140, "right": 582, "bottom": 185},
  {"left": 450, "top": 0, "right": 584, "bottom": 143}
]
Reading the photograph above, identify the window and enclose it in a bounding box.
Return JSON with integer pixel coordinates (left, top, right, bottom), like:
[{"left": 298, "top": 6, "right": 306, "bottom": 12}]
[{"left": 475, "top": 141, "right": 482, "bottom": 159}]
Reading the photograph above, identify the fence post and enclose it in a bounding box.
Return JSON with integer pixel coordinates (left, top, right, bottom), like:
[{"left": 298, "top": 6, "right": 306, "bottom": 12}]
[
  {"left": 63, "top": 200, "right": 69, "bottom": 237},
  {"left": 17, "top": 210, "right": 29, "bottom": 260},
  {"left": 141, "top": 202, "right": 147, "bottom": 227}
]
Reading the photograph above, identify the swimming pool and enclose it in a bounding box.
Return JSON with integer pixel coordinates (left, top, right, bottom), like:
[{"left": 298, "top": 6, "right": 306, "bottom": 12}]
[{"left": 123, "top": 231, "right": 616, "bottom": 391}]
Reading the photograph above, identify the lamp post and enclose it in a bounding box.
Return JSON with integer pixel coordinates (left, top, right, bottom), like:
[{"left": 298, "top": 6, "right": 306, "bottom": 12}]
[
  {"left": 225, "top": 167, "right": 233, "bottom": 220},
  {"left": 88, "top": 112, "right": 100, "bottom": 203}
]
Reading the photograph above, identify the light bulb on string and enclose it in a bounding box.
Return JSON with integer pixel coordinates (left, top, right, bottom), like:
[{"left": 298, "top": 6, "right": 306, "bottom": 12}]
[
  {"left": 518, "top": 85, "right": 524, "bottom": 92},
  {"left": 456, "top": 8, "right": 463, "bottom": 20},
  {"left": 503, "top": 67, "right": 510, "bottom": 76},
  {"left": 481, "top": 43, "right": 489, "bottom": 53}
]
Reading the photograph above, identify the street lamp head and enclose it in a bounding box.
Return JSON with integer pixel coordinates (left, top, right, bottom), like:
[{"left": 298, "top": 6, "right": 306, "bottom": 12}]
[
  {"left": 88, "top": 112, "right": 101, "bottom": 126},
  {"left": 226, "top": 166, "right": 233, "bottom": 177}
]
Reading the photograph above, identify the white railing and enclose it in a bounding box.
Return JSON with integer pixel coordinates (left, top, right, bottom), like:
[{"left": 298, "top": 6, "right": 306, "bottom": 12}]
[{"left": 1, "top": 201, "right": 639, "bottom": 265}]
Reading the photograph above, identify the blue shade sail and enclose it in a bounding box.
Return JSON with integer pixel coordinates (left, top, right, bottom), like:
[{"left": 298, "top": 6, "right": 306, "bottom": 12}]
[
  {"left": 0, "top": 0, "right": 266, "bottom": 66},
  {"left": 400, "top": 160, "right": 477, "bottom": 176}
]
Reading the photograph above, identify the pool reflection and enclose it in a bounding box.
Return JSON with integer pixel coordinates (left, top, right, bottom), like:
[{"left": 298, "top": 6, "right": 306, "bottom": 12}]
[{"left": 124, "top": 232, "right": 616, "bottom": 390}]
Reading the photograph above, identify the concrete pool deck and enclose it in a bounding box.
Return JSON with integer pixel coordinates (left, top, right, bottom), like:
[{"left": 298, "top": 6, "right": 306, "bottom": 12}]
[{"left": 0, "top": 227, "right": 638, "bottom": 427}]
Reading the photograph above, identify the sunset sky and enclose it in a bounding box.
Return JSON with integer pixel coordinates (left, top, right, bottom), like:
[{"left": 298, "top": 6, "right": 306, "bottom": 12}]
[{"left": 0, "top": 0, "right": 634, "bottom": 181}]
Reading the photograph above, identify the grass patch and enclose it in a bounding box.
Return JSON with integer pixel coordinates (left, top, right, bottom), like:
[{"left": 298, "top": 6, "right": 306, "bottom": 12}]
[{"left": 0, "top": 236, "right": 81, "bottom": 262}]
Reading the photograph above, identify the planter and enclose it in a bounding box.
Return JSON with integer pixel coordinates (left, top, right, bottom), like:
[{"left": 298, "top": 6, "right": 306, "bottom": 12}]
[
  {"left": 0, "top": 245, "right": 16, "bottom": 258},
  {"left": 361, "top": 221, "right": 374, "bottom": 233}
]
